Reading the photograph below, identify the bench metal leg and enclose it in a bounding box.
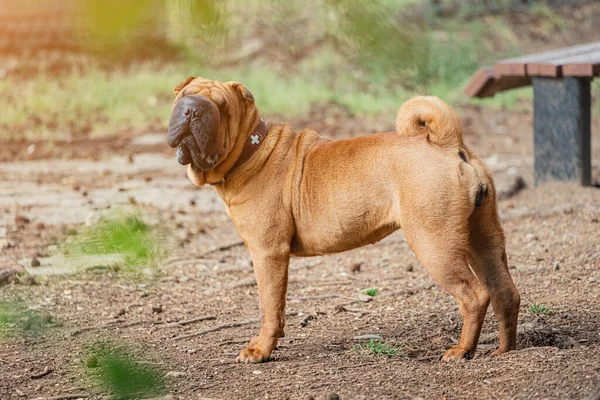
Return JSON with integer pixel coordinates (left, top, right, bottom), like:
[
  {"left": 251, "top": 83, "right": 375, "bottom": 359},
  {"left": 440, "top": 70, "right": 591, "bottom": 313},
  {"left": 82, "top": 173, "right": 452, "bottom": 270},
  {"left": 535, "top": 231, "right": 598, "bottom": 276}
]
[{"left": 533, "top": 77, "right": 591, "bottom": 186}]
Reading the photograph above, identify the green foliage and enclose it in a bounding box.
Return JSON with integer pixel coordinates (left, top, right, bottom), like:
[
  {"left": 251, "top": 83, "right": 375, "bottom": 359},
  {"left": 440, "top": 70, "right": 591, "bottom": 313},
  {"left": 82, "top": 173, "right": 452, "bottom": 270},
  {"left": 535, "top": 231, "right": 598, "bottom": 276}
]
[
  {"left": 168, "top": 0, "right": 509, "bottom": 92},
  {"left": 354, "top": 339, "right": 404, "bottom": 357},
  {"left": 166, "top": 0, "right": 233, "bottom": 61},
  {"left": 362, "top": 288, "right": 380, "bottom": 297},
  {"left": 323, "top": 0, "right": 421, "bottom": 79},
  {"left": 83, "top": 0, "right": 158, "bottom": 40},
  {"left": 417, "top": 30, "right": 480, "bottom": 88},
  {"left": 0, "top": 0, "right": 542, "bottom": 140},
  {"left": 0, "top": 60, "right": 407, "bottom": 141},
  {"left": 0, "top": 65, "right": 182, "bottom": 140},
  {"left": 528, "top": 303, "right": 551, "bottom": 314},
  {"left": 86, "top": 343, "right": 164, "bottom": 399},
  {"left": 62, "top": 209, "right": 166, "bottom": 273},
  {"left": 529, "top": 3, "right": 566, "bottom": 32},
  {"left": 79, "top": 0, "right": 183, "bottom": 59},
  {"left": 0, "top": 302, "right": 56, "bottom": 339}
]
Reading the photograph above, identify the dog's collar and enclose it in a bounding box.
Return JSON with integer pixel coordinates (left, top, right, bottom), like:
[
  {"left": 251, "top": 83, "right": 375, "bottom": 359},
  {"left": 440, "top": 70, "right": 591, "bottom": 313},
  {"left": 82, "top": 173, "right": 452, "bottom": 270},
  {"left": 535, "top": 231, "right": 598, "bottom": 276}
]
[{"left": 221, "top": 118, "right": 268, "bottom": 182}]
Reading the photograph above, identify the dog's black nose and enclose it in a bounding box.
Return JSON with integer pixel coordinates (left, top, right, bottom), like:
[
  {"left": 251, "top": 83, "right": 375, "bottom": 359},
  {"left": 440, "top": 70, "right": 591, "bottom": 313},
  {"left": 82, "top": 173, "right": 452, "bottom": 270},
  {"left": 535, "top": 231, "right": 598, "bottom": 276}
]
[{"left": 167, "top": 95, "right": 218, "bottom": 148}]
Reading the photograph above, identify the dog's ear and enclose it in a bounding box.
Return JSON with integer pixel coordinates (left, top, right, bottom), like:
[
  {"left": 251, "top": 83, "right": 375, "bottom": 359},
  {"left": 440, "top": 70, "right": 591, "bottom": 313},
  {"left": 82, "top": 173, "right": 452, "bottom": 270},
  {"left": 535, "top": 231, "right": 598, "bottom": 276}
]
[
  {"left": 173, "top": 76, "right": 196, "bottom": 96},
  {"left": 230, "top": 82, "right": 254, "bottom": 105}
]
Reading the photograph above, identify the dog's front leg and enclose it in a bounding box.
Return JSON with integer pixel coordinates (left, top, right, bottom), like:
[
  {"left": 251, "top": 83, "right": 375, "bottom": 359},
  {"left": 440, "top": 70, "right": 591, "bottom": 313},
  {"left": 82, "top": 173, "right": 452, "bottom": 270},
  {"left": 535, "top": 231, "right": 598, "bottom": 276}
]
[{"left": 236, "top": 250, "right": 289, "bottom": 363}]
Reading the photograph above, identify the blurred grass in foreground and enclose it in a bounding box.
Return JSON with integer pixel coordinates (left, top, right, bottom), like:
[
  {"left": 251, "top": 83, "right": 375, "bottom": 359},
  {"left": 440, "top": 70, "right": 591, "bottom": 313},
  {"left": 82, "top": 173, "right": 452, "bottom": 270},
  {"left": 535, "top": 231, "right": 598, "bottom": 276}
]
[
  {"left": 86, "top": 342, "right": 165, "bottom": 399},
  {"left": 61, "top": 209, "right": 167, "bottom": 275},
  {"left": 0, "top": 301, "right": 57, "bottom": 339}
]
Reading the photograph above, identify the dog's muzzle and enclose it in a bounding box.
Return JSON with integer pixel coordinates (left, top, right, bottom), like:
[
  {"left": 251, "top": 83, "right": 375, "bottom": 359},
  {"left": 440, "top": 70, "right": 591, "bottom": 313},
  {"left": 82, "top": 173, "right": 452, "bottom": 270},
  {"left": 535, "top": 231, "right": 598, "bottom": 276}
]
[{"left": 167, "top": 95, "right": 223, "bottom": 170}]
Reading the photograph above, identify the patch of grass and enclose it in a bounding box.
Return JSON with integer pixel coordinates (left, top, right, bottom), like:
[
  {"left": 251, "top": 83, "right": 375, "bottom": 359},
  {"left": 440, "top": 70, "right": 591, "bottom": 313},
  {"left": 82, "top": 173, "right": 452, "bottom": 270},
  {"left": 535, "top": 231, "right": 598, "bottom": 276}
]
[
  {"left": 0, "top": 61, "right": 398, "bottom": 140},
  {"left": 361, "top": 287, "right": 379, "bottom": 297},
  {"left": 86, "top": 342, "right": 164, "bottom": 399},
  {"left": 528, "top": 304, "right": 551, "bottom": 314},
  {"left": 353, "top": 339, "right": 403, "bottom": 358},
  {"left": 0, "top": 63, "right": 184, "bottom": 140},
  {"left": 0, "top": 302, "right": 57, "bottom": 339},
  {"left": 1, "top": 54, "right": 532, "bottom": 141},
  {"left": 62, "top": 209, "right": 166, "bottom": 273}
]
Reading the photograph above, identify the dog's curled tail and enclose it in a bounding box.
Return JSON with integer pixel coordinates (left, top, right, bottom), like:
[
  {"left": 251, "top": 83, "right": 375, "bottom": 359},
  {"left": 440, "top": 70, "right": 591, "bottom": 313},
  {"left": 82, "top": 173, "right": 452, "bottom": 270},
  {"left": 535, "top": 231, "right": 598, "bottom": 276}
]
[{"left": 395, "top": 96, "right": 463, "bottom": 148}]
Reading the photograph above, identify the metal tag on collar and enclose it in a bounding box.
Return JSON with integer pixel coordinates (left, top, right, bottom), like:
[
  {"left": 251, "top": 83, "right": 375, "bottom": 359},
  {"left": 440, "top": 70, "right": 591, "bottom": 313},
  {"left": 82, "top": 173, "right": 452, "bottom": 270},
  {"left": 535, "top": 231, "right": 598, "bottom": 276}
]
[{"left": 250, "top": 119, "right": 265, "bottom": 146}]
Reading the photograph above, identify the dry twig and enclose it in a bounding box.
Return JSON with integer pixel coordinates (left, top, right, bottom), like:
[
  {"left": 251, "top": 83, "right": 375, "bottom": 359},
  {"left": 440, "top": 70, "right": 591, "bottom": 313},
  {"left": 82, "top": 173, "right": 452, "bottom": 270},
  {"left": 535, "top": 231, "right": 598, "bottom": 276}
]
[
  {"left": 30, "top": 366, "right": 52, "bottom": 379},
  {"left": 500, "top": 346, "right": 558, "bottom": 355},
  {"left": 218, "top": 339, "right": 249, "bottom": 346},
  {"left": 71, "top": 319, "right": 150, "bottom": 336},
  {"left": 336, "top": 306, "right": 375, "bottom": 314},
  {"left": 31, "top": 393, "right": 89, "bottom": 400},
  {"left": 287, "top": 294, "right": 344, "bottom": 301},
  {"left": 202, "top": 241, "right": 245, "bottom": 257},
  {"left": 336, "top": 362, "right": 376, "bottom": 370},
  {"left": 158, "top": 315, "right": 216, "bottom": 329},
  {"left": 163, "top": 240, "right": 246, "bottom": 267},
  {"left": 173, "top": 312, "right": 300, "bottom": 341}
]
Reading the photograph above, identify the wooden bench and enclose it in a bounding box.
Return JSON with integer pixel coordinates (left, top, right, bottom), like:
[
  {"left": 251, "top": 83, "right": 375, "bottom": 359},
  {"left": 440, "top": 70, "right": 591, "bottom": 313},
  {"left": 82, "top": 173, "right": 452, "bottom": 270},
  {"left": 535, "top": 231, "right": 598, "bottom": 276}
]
[{"left": 465, "top": 41, "right": 600, "bottom": 186}]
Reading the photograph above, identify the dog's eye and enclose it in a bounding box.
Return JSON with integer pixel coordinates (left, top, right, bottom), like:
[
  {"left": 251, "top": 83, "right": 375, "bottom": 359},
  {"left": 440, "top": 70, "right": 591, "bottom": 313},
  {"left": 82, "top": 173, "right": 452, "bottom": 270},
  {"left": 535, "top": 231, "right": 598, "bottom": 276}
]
[{"left": 458, "top": 151, "right": 467, "bottom": 162}]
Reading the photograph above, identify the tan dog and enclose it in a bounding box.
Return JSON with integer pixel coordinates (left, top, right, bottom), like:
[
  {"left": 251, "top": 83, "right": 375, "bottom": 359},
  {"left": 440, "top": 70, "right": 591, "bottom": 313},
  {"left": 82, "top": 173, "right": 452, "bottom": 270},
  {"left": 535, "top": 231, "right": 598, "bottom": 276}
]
[{"left": 167, "top": 77, "right": 520, "bottom": 363}]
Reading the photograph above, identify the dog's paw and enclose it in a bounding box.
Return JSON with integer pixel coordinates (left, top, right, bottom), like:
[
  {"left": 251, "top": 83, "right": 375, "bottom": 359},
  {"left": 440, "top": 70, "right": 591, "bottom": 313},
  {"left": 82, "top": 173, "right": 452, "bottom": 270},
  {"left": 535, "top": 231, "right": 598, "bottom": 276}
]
[
  {"left": 236, "top": 347, "right": 270, "bottom": 364},
  {"left": 235, "top": 336, "right": 275, "bottom": 364},
  {"left": 441, "top": 346, "right": 473, "bottom": 362},
  {"left": 490, "top": 347, "right": 514, "bottom": 356}
]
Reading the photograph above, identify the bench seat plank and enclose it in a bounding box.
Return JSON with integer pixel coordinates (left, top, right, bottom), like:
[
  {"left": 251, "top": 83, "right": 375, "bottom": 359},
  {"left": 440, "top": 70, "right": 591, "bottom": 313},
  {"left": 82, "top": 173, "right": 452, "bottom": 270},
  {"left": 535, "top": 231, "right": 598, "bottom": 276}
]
[
  {"left": 527, "top": 49, "right": 600, "bottom": 77},
  {"left": 464, "top": 68, "right": 531, "bottom": 98},
  {"left": 494, "top": 41, "right": 600, "bottom": 78},
  {"left": 466, "top": 41, "right": 600, "bottom": 97}
]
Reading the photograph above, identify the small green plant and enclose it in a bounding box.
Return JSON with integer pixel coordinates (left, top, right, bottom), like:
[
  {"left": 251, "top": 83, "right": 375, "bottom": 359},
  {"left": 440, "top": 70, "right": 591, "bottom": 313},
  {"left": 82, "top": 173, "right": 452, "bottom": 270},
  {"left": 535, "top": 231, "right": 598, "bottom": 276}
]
[
  {"left": 63, "top": 209, "right": 166, "bottom": 273},
  {"left": 362, "top": 287, "right": 379, "bottom": 297},
  {"left": 86, "top": 343, "right": 164, "bottom": 399},
  {"left": 0, "top": 302, "right": 56, "bottom": 339},
  {"left": 529, "top": 304, "right": 551, "bottom": 314},
  {"left": 353, "top": 339, "right": 403, "bottom": 358}
]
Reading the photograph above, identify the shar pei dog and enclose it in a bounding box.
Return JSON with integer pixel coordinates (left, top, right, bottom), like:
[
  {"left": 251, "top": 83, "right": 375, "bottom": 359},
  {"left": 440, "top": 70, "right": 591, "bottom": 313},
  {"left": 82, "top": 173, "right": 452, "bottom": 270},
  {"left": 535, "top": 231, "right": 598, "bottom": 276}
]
[{"left": 166, "top": 76, "right": 520, "bottom": 364}]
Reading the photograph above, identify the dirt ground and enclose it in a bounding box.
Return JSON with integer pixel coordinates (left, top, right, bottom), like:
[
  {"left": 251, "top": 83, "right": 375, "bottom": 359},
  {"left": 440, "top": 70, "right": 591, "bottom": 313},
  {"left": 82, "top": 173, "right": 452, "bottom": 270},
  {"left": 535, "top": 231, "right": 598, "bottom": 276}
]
[{"left": 1, "top": 104, "right": 600, "bottom": 400}]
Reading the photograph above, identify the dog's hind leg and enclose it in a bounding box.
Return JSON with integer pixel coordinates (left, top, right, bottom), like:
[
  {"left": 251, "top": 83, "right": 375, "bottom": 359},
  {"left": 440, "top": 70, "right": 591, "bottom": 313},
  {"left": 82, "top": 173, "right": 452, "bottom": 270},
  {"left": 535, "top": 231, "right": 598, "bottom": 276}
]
[
  {"left": 402, "top": 222, "right": 490, "bottom": 362},
  {"left": 466, "top": 196, "right": 520, "bottom": 355}
]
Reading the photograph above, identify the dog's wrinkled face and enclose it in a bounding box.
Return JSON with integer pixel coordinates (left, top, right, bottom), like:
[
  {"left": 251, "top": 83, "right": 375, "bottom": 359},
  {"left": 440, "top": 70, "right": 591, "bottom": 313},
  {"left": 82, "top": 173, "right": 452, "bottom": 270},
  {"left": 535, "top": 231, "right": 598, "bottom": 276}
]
[{"left": 167, "top": 77, "right": 257, "bottom": 175}]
